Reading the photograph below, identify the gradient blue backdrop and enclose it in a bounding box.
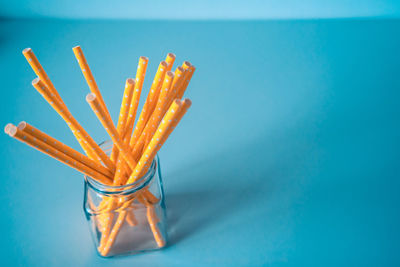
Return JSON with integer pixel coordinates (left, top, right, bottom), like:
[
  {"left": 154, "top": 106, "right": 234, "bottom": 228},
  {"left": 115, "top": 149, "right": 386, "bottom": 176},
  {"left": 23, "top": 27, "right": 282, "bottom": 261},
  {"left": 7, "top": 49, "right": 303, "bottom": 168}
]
[
  {"left": 1, "top": 0, "right": 400, "bottom": 19},
  {"left": 0, "top": 2, "right": 400, "bottom": 267}
]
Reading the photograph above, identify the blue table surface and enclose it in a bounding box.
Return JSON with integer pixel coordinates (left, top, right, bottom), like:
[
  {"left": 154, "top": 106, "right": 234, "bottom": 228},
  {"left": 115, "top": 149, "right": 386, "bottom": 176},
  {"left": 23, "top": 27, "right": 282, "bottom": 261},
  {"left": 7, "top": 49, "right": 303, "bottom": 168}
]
[{"left": 0, "top": 19, "right": 399, "bottom": 266}]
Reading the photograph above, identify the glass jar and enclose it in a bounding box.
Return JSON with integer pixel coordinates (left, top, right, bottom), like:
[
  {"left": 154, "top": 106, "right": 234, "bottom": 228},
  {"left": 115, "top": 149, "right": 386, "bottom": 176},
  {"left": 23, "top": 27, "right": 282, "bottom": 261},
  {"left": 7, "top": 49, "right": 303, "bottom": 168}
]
[{"left": 83, "top": 140, "right": 167, "bottom": 257}]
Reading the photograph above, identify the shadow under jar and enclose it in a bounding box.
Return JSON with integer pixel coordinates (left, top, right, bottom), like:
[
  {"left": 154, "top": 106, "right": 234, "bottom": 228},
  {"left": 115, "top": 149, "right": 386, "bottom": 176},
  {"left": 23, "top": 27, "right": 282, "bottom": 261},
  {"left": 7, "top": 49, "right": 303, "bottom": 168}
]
[{"left": 83, "top": 140, "right": 167, "bottom": 257}]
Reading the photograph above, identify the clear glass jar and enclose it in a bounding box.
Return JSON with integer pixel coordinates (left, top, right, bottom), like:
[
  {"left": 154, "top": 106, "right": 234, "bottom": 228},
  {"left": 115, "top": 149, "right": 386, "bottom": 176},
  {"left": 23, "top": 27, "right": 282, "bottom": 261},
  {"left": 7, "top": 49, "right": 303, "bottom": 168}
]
[{"left": 83, "top": 140, "right": 167, "bottom": 257}]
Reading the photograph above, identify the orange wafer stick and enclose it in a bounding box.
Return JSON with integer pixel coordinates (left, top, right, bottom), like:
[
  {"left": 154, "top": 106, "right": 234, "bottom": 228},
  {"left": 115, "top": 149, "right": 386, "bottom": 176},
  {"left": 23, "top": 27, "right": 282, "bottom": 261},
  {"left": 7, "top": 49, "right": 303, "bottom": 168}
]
[
  {"left": 105, "top": 195, "right": 164, "bottom": 251},
  {"left": 112, "top": 159, "right": 129, "bottom": 186},
  {"left": 131, "top": 61, "right": 168, "bottom": 146},
  {"left": 124, "top": 56, "right": 148, "bottom": 140},
  {"left": 140, "top": 66, "right": 187, "bottom": 154},
  {"left": 104, "top": 61, "right": 168, "bottom": 246},
  {"left": 102, "top": 100, "right": 189, "bottom": 254},
  {"left": 97, "top": 200, "right": 119, "bottom": 249},
  {"left": 165, "top": 53, "right": 176, "bottom": 72},
  {"left": 112, "top": 67, "right": 146, "bottom": 185},
  {"left": 87, "top": 130, "right": 132, "bottom": 233},
  {"left": 85, "top": 92, "right": 139, "bottom": 222},
  {"left": 100, "top": 74, "right": 161, "bottom": 232},
  {"left": 144, "top": 66, "right": 184, "bottom": 147},
  {"left": 134, "top": 99, "right": 192, "bottom": 230},
  {"left": 99, "top": 61, "right": 162, "bottom": 241},
  {"left": 72, "top": 46, "right": 117, "bottom": 164},
  {"left": 32, "top": 78, "right": 116, "bottom": 172},
  {"left": 5, "top": 124, "right": 112, "bottom": 185},
  {"left": 145, "top": 62, "right": 169, "bottom": 121},
  {"left": 177, "top": 63, "right": 195, "bottom": 99},
  {"left": 113, "top": 57, "right": 149, "bottom": 186},
  {"left": 141, "top": 99, "right": 191, "bottom": 192},
  {"left": 146, "top": 204, "right": 164, "bottom": 247},
  {"left": 130, "top": 71, "right": 174, "bottom": 154},
  {"left": 143, "top": 69, "right": 180, "bottom": 146},
  {"left": 86, "top": 93, "right": 137, "bottom": 171},
  {"left": 22, "top": 48, "right": 64, "bottom": 105},
  {"left": 144, "top": 63, "right": 189, "bottom": 148},
  {"left": 17, "top": 121, "right": 113, "bottom": 178},
  {"left": 101, "top": 77, "right": 160, "bottom": 229},
  {"left": 133, "top": 100, "right": 191, "bottom": 245},
  {"left": 100, "top": 85, "right": 137, "bottom": 210},
  {"left": 110, "top": 78, "right": 135, "bottom": 163},
  {"left": 181, "top": 61, "right": 191, "bottom": 75},
  {"left": 164, "top": 66, "right": 185, "bottom": 111},
  {"left": 72, "top": 133, "right": 100, "bottom": 164},
  {"left": 141, "top": 189, "right": 159, "bottom": 204},
  {"left": 22, "top": 48, "right": 98, "bottom": 161},
  {"left": 100, "top": 195, "right": 152, "bottom": 256},
  {"left": 128, "top": 99, "right": 183, "bottom": 183},
  {"left": 100, "top": 209, "right": 127, "bottom": 256},
  {"left": 130, "top": 98, "right": 191, "bottom": 211},
  {"left": 126, "top": 209, "right": 138, "bottom": 226},
  {"left": 97, "top": 189, "right": 141, "bottom": 252},
  {"left": 141, "top": 99, "right": 192, "bottom": 175},
  {"left": 72, "top": 46, "right": 112, "bottom": 121},
  {"left": 27, "top": 74, "right": 100, "bottom": 163},
  {"left": 159, "top": 99, "right": 192, "bottom": 148},
  {"left": 146, "top": 204, "right": 160, "bottom": 225}
]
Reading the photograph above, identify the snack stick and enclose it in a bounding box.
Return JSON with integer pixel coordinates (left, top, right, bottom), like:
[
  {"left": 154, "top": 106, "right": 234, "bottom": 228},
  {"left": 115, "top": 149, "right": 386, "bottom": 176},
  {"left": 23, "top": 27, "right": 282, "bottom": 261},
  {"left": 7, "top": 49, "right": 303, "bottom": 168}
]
[
  {"left": 124, "top": 56, "right": 148, "bottom": 140},
  {"left": 165, "top": 52, "right": 176, "bottom": 72},
  {"left": 130, "top": 71, "right": 174, "bottom": 155},
  {"left": 72, "top": 46, "right": 112, "bottom": 122},
  {"left": 17, "top": 121, "right": 113, "bottom": 178},
  {"left": 22, "top": 48, "right": 99, "bottom": 161},
  {"left": 22, "top": 48, "right": 64, "bottom": 105},
  {"left": 127, "top": 99, "right": 183, "bottom": 184},
  {"left": 164, "top": 66, "right": 185, "bottom": 110},
  {"left": 130, "top": 61, "right": 168, "bottom": 146},
  {"left": 177, "top": 63, "right": 195, "bottom": 99},
  {"left": 32, "top": 78, "right": 116, "bottom": 172},
  {"left": 5, "top": 124, "right": 112, "bottom": 185},
  {"left": 86, "top": 93, "right": 137, "bottom": 171},
  {"left": 110, "top": 78, "right": 135, "bottom": 163}
]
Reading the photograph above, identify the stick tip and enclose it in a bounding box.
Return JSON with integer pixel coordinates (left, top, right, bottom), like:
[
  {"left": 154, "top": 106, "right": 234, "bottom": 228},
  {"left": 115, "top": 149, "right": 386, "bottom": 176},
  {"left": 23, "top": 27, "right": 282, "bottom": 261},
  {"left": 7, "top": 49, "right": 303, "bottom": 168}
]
[
  {"left": 86, "top": 92, "right": 96, "bottom": 102},
  {"left": 22, "top": 47, "right": 32, "bottom": 54},
  {"left": 166, "top": 71, "right": 174, "bottom": 78},
  {"left": 6, "top": 124, "right": 17, "bottom": 136},
  {"left": 17, "top": 121, "right": 27, "bottom": 130},
  {"left": 177, "top": 66, "right": 184, "bottom": 73},
  {"left": 32, "top": 77, "right": 40, "bottom": 85},
  {"left": 167, "top": 53, "right": 176, "bottom": 59},
  {"left": 72, "top": 45, "right": 81, "bottom": 51},
  {"left": 160, "top": 61, "right": 168, "bottom": 68},
  {"left": 183, "top": 98, "right": 192, "bottom": 107},
  {"left": 126, "top": 78, "right": 135, "bottom": 85},
  {"left": 183, "top": 61, "right": 192, "bottom": 68},
  {"left": 4, "top": 123, "right": 14, "bottom": 134},
  {"left": 140, "top": 56, "right": 149, "bottom": 62}
]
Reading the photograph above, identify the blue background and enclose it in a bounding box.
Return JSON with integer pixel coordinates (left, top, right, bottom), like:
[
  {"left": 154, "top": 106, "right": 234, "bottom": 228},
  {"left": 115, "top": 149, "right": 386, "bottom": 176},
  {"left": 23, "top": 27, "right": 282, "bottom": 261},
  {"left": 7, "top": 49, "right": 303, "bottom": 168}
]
[
  {"left": 1, "top": 0, "right": 400, "bottom": 19},
  {"left": 1, "top": 2, "right": 400, "bottom": 267}
]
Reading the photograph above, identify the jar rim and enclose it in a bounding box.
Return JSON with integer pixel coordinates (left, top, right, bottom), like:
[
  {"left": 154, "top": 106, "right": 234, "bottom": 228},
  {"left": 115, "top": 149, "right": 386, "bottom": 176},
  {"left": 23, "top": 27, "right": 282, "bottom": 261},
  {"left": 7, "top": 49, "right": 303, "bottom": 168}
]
[{"left": 84, "top": 140, "right": 158, "bottom": 195}]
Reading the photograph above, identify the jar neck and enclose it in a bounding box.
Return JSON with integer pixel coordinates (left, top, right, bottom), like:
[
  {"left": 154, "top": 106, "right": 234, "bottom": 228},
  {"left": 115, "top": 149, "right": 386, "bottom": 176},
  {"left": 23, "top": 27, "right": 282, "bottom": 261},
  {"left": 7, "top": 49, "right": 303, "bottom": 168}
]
[{"left": 85, "top": 156, "right": 158, "bottom": 196}]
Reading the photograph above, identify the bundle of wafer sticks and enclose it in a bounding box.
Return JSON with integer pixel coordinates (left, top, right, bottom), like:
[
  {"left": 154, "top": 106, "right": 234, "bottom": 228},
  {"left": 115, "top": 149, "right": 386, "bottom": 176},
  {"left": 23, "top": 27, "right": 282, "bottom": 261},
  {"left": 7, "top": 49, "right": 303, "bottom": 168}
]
[{"left": 4, "top": 46, "right": 195, "bottom": 256}]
